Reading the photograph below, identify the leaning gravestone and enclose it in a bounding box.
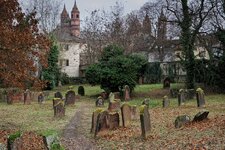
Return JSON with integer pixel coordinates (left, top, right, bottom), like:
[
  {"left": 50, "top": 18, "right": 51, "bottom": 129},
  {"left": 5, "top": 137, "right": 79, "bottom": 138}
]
[
  {"left": 175, "top": 115, "right": 191, "bottom": 128},
  {"left": 38, "top": 92, "right": 44, "bottom": 104},
  {"left": 178, "top": 89, "right": 185, "bottom": 106},
  {"left": 53, "top": 98, "right": 61, "bottom": 109},
  {"left": 24, "top": 89, "right": 31, "bottom": 105},
  {"left": 193, "top": 111, "right": 209, "bottom": 122},
  {"left": 53, "top": 99, "right": 65, "bottom": 118},
  {"left": 91, "top": 109, "right": 104, "bottom": 133},
  {"left": 96, "top": 96, "right": 104, "bottom": 107},
  {"left": 108, "top": 99, "right": 120, "bottom": 112},
  {"left": 124, "top": 85, "right": 131, "bottom": 101},
  {"left": 95, "top": 110, "right": 109, "bottom": 137},
  {"left": 196, "top": 88, "right": 205, "bottom": 107},
  {"left": 121, "top": 103, "right": 132, "bottom": 127},
  {"left": 100, "top": 91, "right": 107, "bottom": 100},
  {"left": 163, "top": 77, "right": 170, "bottom": 88},
  {"left": 54, "top": 91, "right": 63, "bottom": 99},
  {"left": 65, "top": 90, "right": 75, "bottom": 105},
  {"left": 140, "top": 105, "right": 151, "bottom": 139},
  {"left": 108, "top": 92, "right": 114, "bottom": 102},
  {"left": 162, "top": 96, "right": 170, "bottom": 108}
]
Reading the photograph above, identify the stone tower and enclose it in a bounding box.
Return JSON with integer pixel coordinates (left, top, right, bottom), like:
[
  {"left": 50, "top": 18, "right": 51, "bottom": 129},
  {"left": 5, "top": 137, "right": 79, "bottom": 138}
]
[
  {"left": 61, "top": 4, "right": 70, "bottom": 28},
  {"left": 142, "top": 13, "right": 151, "bottom": 35},
  {"left": 70, "top": 0, "right": 80, "bottom": 37},
  {"left": 157, "top": 9, "right": 167, "bottom": 40}
]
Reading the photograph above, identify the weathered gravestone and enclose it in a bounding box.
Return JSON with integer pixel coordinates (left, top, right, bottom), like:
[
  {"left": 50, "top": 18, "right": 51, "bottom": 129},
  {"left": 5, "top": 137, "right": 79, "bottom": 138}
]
[
  {"left": 114, "top": 92, "right": 120, "bottom": 99},
  {"left": 193, "top": 111, "right": 209, "bottom": 122},
  {"left": 162, "top": 96, "right": 170, "bottom": 108},
  {"left": 91, "top": 109, "right": 104, "bottom": 133},
  {"left": 163, "top": 77, "right": 170, "bottom": 88},
  {"left": 140, "top": 105, "right": 151, "bottom": 139},
  {"left": 121, "top": 103, "right": 132, "bottom": 127},
  {"left": 142, "top": 99, "right": 150, "bottom": 109},
  {"left": 108, "top": 99, "right": 120, "bottom": 112},
  {"left": 65, "top": 90, "right": 75, "bottom": 105},
  {"left": 196, "top": 88, "right": 205, "bottom": 107},
  {"left": 96, "top": 96, "right": 104, "bottom": 107},
  {"left": 178, "top": 89, "right": 185, "bottom": 106},
  {"left": 78, "top": 86, "right": 85, "bottom": 96},
  {"left": 38, "top": 92, "right": 44, "bottom": 104},
  {"left": 130, "top": 105, "right": 138, "bottom": 120},
  {"left": 108, "top": 112, "right": 120, "bottom": 129},
  {"left": 94, "top": 110, "right": 109, "bottom": 137},
  {"left": 24, "top": 89, "right": 31, "bottom": 105},
  {"left": 108, "top": 92, "right": 114, "bottom": 102},
  {"left": 124, "top": 85, "right": 131, "bottom": 101},
  {"left": 175, "top": 115, "right": 191, "bottom": 128},
  {"left": 100, "top": 91, "right": 108, "bottom": 100},
  {"left": 53, "top": 99, "right": 65, "bottom": 117},
  {"left": 54, "top": 91, "right": 63, "bottom": 99}
]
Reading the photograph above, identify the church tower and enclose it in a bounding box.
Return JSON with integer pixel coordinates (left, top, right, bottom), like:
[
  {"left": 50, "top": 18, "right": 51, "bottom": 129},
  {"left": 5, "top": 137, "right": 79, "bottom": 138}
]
[
  {"left": 157, "top": 9, "right": 167, "bottom": 40},
  {"left": 70, "top": 0, "right": 80, "bottom": 37},
  {"left": 61, "top": 4, "right": 70, "bottom": 28},
  {"left": 142, "top": 13, "right": 152, "bottom": 35}
]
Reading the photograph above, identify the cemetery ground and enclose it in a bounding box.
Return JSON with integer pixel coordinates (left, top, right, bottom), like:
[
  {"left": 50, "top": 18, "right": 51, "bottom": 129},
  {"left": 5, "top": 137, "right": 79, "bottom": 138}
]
[{"left": 0, "top": 84, "right": 225, "bottom": 149}]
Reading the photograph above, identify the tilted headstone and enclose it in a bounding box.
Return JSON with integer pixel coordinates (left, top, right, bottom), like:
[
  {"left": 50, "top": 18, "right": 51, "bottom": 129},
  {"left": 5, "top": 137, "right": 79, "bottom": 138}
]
[
  {"left": 178, "top": 89, "right": 185, "bottom": 106},
  {"left": 162, "top": 96, "right": 170, "bottom": 108},
  {"left": 96, "top": 96, "right": 104, "bottom": 107},
  {"left": 121, "top": 103, "right": 132, "bottom": 127},
  {"left": 108, "top": 112, "right": 120, "bottom": 129},
  {"left": 53, "top": 99, "right": 65, "bottom": 117},
  {"left": 142, "top": 99, "right": 150, "bottom": 109},
  {"left": 108, "top": 99, "right": 120, "bottom": 112},
  {"left": 91, "top": 109, "right": 104, "bottom": 133},
  {"left": 196, "top": 88, "right": 205, "bottom": 107},
  {"left": 24, "top": 89, "right": 31, "bottom": 105},
  {"left": 175, "top": 115, "right": 191, "bottom": 128},
  {"left": 38, "top": 92, "right": 44, "bottom": 104},
  {"left": 108, "top": 92, "right": 115, "bottom": 102},
  {"left": 124, "top": 85, "right": 131, "bottom": 101},
  {"left": 95, "top": 110, "right": 109, "bottom": 137},
  {"left": 140, "top": 105, "right": 151, "bottom": 139},
  {"left": 54, "top": 91, "right": 63, "bottom": 99},
  {"left": 193, "top": 111, "right": 209, "bottom": 122},
  {"left": 163, "top": 77, "right": 170, "bottom": 88},
  {"left": 65, "top": 90, "right": 75, "bottom": 105}
]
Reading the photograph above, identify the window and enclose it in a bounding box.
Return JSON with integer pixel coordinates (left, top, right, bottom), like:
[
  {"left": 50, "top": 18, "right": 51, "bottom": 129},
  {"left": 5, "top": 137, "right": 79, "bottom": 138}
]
[
  {"left": 66, "top": 59, "right": 69, "bottom": 66},
  {"left": 64, "top": 44, "right": 69, "bottom": 50},
  {"left": 76, "top": 14, "right": 79, "bottom": 18},
  {"left": 59, "top": 59, "right": 69, "bottom": 66}
]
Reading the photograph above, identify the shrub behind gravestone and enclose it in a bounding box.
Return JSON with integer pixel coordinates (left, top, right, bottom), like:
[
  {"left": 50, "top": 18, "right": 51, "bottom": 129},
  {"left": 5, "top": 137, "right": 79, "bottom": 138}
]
[{"left": 78, "top": 86, "right": 85, "bottom": 96}]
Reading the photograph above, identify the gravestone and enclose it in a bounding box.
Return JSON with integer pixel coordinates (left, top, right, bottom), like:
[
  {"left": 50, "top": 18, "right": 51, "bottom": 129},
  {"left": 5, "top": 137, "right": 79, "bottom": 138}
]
[
  {"left": 53, "top": 99, "right": 65, "bottom": 117},
  {"left": 91, "top": 109, "right": 104, "bottom": 133},
  {"left": 65, "top": 90, "right": 75, "bottom": 105},
  {"left": 178, "top": 89, "right": 185, "bottom": 106},
  {"left": 193, "top": 111, "right": 209, "bottom": 122},
  {"left": 78, "top": 86, "right": 85, "bottom": 96},
  {"left": 124, "top": 85, "right": 131, "bottom": 101},
  {"left": 95, "top": 110, "right": 109, "bottom": 137},
  {"left": 114, "top": 92, "right": 120, "bottom": 99},
  {"left": 142, "top": 99, "right": 150, "bottom": 109},
  {"left": 54, "top": 92, "right": 63, "bottom": 99},
  {"left": 196, "top": 88, "right": 205, "bottom": 107},
  {"left": 24, "top": 89, "right": 31, "bottom": 105},
  {"left": 162, "top": 96, "right": 170, "bottom": 108},
  {"left": 140, "top": 105, "right": 151, "bottom": 139},
  {"left": 100, "top": 91, "right": 107, "bottom": 100},
  {"left": 108, "top": 112, "right": 120, "bottom": 129},
  {"left": 53, "top": 98, "right": 61, "bottom": 109},
  {"left": 130, "top": 105, "right": 138, "bottom": 120},
  {"left": 163, "top": 77, "right": 170, "bottom": 88},
  {"left": 175, "top": 115, "right": 191, "bottom": 128},
  {"left": 108, "top": 99, "right": 120, "bottom": 112},
  {"left": 96, "top": 96, "right": 104, "bottom": 107},
  {"left": 109, "top": 92, "right": 114, "bottom": 102},
  {"left": 7, "top": 92, "right": 23, "bottom": 104},
  {"left": 121, "top": 103, "right": 132, "bottom": 127},
  {"left": 38, "top": 92, "right": 44, "bottom": 104}
]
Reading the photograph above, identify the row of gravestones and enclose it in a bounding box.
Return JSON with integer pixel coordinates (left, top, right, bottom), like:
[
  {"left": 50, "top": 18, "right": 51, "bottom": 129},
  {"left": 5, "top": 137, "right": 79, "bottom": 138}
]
[{"left": 162, "top": 88, "right": 206, "bottom": 108}]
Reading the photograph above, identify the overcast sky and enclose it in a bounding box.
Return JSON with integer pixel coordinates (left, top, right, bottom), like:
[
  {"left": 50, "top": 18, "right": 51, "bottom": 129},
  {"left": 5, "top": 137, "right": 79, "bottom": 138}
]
[{"left": 62, "top": 0, "right": 150, "bottom": 20}]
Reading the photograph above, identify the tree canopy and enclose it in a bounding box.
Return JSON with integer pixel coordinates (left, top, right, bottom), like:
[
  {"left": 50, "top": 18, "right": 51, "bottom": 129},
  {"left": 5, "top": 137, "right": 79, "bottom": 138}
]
[
  {"left": 0, "top": 0, "right": 50, "bottom": 89},
  {"left": 85, "top": 45, "right": 147, "bottom": 93}
]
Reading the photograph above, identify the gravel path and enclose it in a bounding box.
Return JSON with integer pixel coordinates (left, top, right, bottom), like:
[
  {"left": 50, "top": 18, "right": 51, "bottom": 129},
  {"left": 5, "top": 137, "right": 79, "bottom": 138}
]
[{"left": 60, "top": 104, "right": 96, "bottom": 150}]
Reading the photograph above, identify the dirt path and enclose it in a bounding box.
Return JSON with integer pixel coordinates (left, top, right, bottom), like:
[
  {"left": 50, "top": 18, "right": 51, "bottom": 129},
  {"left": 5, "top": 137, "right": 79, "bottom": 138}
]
[{"left": 60, "top": 103, "right": 96, "bottom": 150}]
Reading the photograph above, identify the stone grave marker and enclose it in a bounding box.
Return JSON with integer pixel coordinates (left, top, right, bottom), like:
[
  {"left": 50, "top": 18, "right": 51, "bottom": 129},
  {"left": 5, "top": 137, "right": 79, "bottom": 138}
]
[
  {"left": 124, "top": 85, "right": 131, "bottom": 101},
  {"left": 54, "top": 91, "right": 63, "bottom": 99},
  {"left": 38, "top": 92, "right": 44, "bottom": 104},
  {"left": 142, "top": 99, "right": 150, "bottom": 109},
  {"left": 108, "top": 112, "right": 120, "bottom": 129},
  {"left": 53, "top": 99, "right": 65, "bottom": 117},
  {"left": 96, "top": 96, "right": 104, "bottom": 107},
  {"left": 24, "top": 89, "right": 31, "bottom": 105},
  {"left": 114, "top": 92, "right": 120, "bottom": 99},
  {"left": 91, "top": 109, "right": 104, "bottom": 133},
  {"left": 78, "top": 86, "right": 85, "bottom": 96},
  {"left": 196, "top": 88, "right": 205, "bottom": 107},
  {"left": 95, "top": 110, "right": 109, "bottom": 137},
  {"left": 162, "top": 96, "right": 170, "bottom": 108},
  {"left": 109, "top": 92, "right": 115, "bottom": 102},
  {"left": 175, "top": 115, "right": 191, "bottom": 128},
  {"left": 130, "top": 105, "right": 138, "bottom": 120},
  {"left": 193, "top": 111, "right": 209, "bottom": 122},
  {"left": 65, "top": 90, "right": 75, "bottom": 105},
  {"left": 163, "top": 77, "right": 170, "bottom": 88},
  {"left": 178, "top": 89, "right": 185, "bottom": 106},
  {"left": 53, "top": 98, "right": 61, "bottom": 108},
  {"left": 108, "top": 99, "right": 120, "bottom": 112},
  {"left": 140, "top": 105, "right": 151, "bottom": 139},
  {"left": 121, "top": 103, "right": 132, "bottom": 127},
  {"left": 100, "top": 91, "right": 108, "bottom": 100}
]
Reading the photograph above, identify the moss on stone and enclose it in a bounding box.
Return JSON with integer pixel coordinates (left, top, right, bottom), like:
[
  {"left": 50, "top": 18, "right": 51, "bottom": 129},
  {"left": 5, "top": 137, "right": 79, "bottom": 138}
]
[
  {"left": 53, "top": 98, "right": 61, "bottom": 101},
  {"left": 139, "top": 105, "right": 147, "bottom": 114},
  {"left": 163, "top": 95, "right": 168, "bottom": 99},
  {"left": 95, "top": 108, "right": 104, "bottom": 113},
  {"left": 196, "top": 88, "right": 204, "bottom": 93},
  {"left": 179, "top": 89, "right": 184, "bottom": 93},
  {"left": 8, "top": 131, "right": 21, "bottom": 145}
]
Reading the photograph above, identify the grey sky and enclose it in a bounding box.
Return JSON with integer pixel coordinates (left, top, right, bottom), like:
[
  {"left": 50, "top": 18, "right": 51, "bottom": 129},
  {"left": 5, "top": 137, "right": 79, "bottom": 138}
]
[{"left": 62, "top": 0, "right": 150, "bottom": 20}]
